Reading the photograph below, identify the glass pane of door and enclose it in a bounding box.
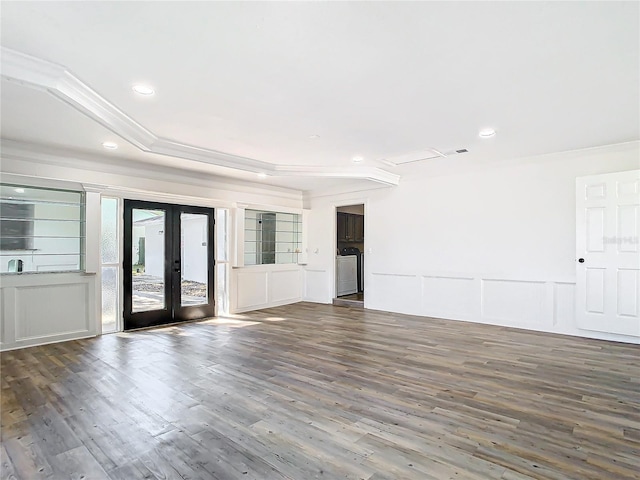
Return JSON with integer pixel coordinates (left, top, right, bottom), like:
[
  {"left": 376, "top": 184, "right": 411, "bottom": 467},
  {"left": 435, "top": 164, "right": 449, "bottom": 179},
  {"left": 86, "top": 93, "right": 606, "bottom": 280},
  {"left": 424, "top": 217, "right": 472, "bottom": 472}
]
[
  {"left": 180, "top": 212, "right": 208, "bottom": 307},
  {"left": 131, "top": 208, "right": 166, "bottom": 313}
]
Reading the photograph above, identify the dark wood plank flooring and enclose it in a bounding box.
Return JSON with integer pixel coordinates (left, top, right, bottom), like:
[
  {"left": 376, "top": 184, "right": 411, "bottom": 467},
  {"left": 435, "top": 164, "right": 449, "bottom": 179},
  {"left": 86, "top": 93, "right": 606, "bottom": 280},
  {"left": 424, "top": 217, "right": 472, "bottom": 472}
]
[
  {"left": 1, "top": 302, "right": 639, "bottom": 479},
  {"left": 338, "top": 293, "right": 364, "bottom": 301}
]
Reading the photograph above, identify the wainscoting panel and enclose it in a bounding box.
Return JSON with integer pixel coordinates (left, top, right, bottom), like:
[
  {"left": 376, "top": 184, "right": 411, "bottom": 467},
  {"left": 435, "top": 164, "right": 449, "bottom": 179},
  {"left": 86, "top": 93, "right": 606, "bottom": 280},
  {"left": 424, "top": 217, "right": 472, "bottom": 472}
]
[
  {"left": 481, "top": 279, "right": 547, "bottom": 328},
  {"left": 421, "top": 275, "right": 476, "bottom": 320},
  {"left": 554, "top": 282, "right": 576, "bottom": 329},
  {"left": 271, "top": 269, "right": 303, "bottom": 303},
  {"left": 15, "top": 283, "right": 90, "bottom": 340},
  {"left": 303, "top": 248, "right": 636, "bottom": 342},
  {"left": 232, "top": 265, "right": 303, "bottom": 313},
  {"left": 368, "top": 273, "right": 421, "bottom": 315},
  {"left": 0, "top": 272, "right": 97, "bottom": 351},
  {"left": 235, "top": 270, "right": 269, "bottom": 311},
  {"left": 303, "top": 269, "right": 329, "bottom": 303}
]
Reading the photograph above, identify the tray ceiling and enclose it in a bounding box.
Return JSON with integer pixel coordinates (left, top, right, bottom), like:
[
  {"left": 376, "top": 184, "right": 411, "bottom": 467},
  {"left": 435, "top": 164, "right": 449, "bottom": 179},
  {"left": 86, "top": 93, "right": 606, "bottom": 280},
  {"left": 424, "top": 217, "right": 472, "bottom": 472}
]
[{"left": 1, "top": 2, "right": 638, "bottom": 193}]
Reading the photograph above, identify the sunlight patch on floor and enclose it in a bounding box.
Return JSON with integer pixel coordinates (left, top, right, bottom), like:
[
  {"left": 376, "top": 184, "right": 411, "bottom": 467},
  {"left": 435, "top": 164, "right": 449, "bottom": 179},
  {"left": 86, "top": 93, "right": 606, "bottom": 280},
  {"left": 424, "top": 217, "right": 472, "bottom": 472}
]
[
  {"left": 262, "top": 316, "right": 287, "bottom": 322},
  {"left": 200, "top": 317, "right": 261, "bottom": 328}
]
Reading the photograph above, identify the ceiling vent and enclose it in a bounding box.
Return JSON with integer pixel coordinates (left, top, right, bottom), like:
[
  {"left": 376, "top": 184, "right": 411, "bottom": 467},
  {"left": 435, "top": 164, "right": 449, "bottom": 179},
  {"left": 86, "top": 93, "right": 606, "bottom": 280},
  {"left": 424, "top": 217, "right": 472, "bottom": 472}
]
[{"left": 381, "top": 147, "right": 468, "bottom": 166}]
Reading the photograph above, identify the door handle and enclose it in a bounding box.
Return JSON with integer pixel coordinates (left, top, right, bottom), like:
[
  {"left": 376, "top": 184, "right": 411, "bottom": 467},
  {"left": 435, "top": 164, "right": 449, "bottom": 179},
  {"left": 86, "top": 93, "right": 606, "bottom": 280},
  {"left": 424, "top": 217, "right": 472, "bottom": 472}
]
[
  {"left": 578, "top": 258, "right": 585, "bottom": 263},
  {"left": 174, "top": 268, "right": 181, "bottom": 273}
]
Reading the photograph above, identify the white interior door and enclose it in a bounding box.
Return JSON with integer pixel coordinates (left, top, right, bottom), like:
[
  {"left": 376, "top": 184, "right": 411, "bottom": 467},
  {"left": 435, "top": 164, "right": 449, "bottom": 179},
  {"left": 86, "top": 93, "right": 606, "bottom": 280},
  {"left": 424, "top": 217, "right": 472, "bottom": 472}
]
[{"left": 576, "top": 170, "right": 640, "bottom": 337}]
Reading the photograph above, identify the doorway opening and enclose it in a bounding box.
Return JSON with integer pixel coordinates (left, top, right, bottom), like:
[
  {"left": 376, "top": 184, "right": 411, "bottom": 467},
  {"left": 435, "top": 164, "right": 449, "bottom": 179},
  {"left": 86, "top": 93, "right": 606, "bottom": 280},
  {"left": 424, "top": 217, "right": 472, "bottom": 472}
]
[
  {"left": 334, "top": 204, "right": 364, "bottom": 308},
  {"left": 123, "top": 200, "right": 215, "bottom": 330}
]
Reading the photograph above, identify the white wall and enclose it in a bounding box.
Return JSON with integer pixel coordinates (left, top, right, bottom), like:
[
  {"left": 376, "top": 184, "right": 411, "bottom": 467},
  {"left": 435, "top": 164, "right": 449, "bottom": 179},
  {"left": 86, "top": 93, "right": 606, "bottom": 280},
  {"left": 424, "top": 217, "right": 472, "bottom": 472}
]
[
  {"left": 337, "top": 204, "right": 364, "bottom": 215},
  {"left": 1, "top": 140, "right": 303, "bottom": 210},
  {"left": 304, "top": 142, "right": 640, "bottom": 343}
]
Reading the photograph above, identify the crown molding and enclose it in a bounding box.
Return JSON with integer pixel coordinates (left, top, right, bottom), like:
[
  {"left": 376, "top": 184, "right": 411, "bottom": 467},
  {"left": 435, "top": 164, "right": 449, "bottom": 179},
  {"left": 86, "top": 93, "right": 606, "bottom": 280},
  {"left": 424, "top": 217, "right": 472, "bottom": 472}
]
[
  {"left": 0, "top": 139, "right": 305, "bottom": 202},
  {"left": 1, "top": 47, "right": 400, "bottom": 187},
  {"left": 150, "top": 137, "right": 271, "bottom": 172},
  {"left": 1, "top": 47, "right": 65, "bottom": 90},
  {"left": 273, "top": 164, "right": 401, "bottom": 185},
  {"left": 54, "top": 71, "right": 157, "bottom": 149}
]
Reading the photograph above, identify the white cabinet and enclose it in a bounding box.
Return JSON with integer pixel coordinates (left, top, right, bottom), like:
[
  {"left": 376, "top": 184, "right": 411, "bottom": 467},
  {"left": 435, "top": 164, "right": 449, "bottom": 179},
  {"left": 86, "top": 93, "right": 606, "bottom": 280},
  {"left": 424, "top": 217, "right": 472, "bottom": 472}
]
[{"left": 336, "top": 255, "right": 357, "bottom": 296}]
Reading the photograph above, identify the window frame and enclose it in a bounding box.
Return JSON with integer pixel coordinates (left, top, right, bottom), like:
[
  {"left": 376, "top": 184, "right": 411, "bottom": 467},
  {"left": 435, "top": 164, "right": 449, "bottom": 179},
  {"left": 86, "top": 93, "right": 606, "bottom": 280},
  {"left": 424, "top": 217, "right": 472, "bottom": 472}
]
[
  {"left": 0, "top": 183, "right": 86, "bottom": 274},
  {"left": 243, "top": 209, "right": 302, "bottom": 266}
]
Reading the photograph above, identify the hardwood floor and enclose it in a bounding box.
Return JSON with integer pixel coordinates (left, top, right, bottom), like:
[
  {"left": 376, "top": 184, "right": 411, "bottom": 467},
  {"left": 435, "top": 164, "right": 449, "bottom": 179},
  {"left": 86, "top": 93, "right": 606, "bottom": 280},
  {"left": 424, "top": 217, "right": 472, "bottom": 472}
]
[
  {"left": 338, "top": 293, "right": 364, "bottom": 301},
  {"left": 1, "top": 302, "right": 639, "bottom": 479}
]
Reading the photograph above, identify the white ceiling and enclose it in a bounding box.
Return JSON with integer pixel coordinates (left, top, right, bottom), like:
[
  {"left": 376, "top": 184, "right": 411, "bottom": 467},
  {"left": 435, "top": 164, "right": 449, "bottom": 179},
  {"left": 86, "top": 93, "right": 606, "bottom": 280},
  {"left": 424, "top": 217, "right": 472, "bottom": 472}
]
[{"left": 1, "top": 1, "right": 638, "bottom": 193}]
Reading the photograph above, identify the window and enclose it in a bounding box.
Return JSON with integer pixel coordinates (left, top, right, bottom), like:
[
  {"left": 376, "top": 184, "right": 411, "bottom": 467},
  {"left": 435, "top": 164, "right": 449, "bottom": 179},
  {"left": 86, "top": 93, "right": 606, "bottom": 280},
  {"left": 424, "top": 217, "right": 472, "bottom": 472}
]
[
  {"left": 101, "top": 197, "right": 119, "bottom": 333},
  {"left": 216, "top": 208, "right": 230, "bottom": 314},
  {"left": 244, "top": 209, "right": 301, "bottom": 265},
  {"left": 0, "top": 184, "right": 85, "bottom": 273}
]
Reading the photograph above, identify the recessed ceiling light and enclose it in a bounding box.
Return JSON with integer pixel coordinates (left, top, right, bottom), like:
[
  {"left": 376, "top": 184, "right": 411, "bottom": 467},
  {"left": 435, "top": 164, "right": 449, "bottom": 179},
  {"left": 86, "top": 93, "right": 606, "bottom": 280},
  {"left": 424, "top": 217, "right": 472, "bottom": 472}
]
[
  {"left": 479, "top": 128, "right": 496, "bottom": 138},
  {"left": 14, "top": 188, "right": 25, "bottom": 193},
  {"left": 257, "top": 173, "right": 267, "bottom": 178},
  {"left": 352, "top": 156, "right": 364, "bottom": 163},
  {"left": 102, "top": 141, "right": 118, "bottom": 150},
  {"left": 132, "top": 84, "right": 155, "bottom": 96},
  {"left": 309, "top": 135, "right": 320, "bottom": 139}
]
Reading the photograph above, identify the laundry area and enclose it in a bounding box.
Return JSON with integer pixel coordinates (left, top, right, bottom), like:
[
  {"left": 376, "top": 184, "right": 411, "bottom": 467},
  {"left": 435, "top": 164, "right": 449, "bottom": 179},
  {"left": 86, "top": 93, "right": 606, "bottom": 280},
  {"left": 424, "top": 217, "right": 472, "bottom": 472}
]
[{"left": 335, "top": 204, "right": 364, "bottom": 305}]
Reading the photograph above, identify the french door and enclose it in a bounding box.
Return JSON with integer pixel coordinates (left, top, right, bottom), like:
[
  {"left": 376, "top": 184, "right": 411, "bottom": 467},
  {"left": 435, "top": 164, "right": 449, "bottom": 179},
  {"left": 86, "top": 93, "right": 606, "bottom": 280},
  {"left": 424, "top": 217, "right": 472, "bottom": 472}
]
[{"left": 123, "top": 200, "right": 214, "bottom": 330}]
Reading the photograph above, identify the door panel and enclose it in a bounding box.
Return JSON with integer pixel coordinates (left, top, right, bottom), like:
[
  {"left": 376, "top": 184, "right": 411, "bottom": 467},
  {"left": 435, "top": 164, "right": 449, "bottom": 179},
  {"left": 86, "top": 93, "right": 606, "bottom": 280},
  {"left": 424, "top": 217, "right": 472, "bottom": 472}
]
[
  {"left": 173, "top": 207, "right": 215, "bottom": 322},
  {"left": 618, "top": 205, "right": 638, "bottom": 253},
  {"left": 124, "top": 200, "right": 214, "bottom": 330},
  {"left": 585, "top": 182, "right": 606, "bottom": 199},
  {"left": 585, "top": 268, "right": 605, "bottom": 314},
  {"left": 586, "top": 207, "right": 605, "bottom": 252},
  {"left": 617, "top": 269, "right": 638, "bottom": 317},
  {"left": 124, "top": 202, "right": 172, "bottom": 329},
  {"left": 576, "top": 170, "right": 640, "bottom": 337}
]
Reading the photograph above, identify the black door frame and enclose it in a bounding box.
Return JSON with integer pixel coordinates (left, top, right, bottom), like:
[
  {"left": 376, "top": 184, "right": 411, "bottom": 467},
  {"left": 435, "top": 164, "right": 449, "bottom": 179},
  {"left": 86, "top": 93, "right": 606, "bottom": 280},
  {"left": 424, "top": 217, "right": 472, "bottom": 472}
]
[{"left": 123, "top": 200, "right": 215, "bottom": 330}]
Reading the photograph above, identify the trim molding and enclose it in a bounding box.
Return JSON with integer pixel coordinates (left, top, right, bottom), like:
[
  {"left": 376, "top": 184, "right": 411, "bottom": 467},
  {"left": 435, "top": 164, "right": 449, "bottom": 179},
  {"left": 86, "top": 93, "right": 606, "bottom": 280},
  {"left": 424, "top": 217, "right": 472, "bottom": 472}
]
[
  {"left": 2, "top": 47, "right": 401, "bottom": 187},
  {"left": 0, "top": 139, "right": 305, "bottom": 205}
]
